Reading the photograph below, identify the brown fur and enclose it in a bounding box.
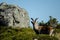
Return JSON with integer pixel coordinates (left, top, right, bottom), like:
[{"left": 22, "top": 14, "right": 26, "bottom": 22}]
[{"left": 31, "top": 18, "right": 54, "bottom": 36}]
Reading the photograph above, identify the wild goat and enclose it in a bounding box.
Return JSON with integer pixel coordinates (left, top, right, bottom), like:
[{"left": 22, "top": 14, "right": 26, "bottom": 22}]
[{"left": 31, "top": 18, "right": 55, "bottom": 36}]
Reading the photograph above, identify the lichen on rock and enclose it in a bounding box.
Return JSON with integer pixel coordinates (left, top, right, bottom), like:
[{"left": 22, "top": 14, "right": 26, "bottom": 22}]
[{"left": 0, "top": 2, "right": 30, "bottom": 28}]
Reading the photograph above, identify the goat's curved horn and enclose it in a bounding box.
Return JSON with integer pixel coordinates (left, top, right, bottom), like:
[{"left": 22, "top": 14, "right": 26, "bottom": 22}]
[
  {"left": 35, "top": 18, "right": 38, "bottom": 21},
  {"left": 31, "top": 18, "right": 34, "bottom": 21}
]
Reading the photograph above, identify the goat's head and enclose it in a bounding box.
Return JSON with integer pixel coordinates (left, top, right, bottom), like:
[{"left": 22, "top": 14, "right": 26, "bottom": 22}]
[{"left": 31, "top": 18, "right": 38, "bottom": 25}]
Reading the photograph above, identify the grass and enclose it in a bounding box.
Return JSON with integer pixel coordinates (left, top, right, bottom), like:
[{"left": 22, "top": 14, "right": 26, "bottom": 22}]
[{"left": 0, "top": 26, "right": 59, "bottom": 40}]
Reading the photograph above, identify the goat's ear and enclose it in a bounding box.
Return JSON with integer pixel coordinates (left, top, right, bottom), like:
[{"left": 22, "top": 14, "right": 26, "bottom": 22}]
[
  {"left": 31, "top": 18, "right": 34, "bottom": 21},
  {"left": 35, "top": 18, "right": 38, "bottom": 21}
]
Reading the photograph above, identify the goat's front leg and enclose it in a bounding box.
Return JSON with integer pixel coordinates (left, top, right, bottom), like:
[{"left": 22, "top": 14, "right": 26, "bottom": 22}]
[{"left": 49, "top": 29, "right": 54, "bottom": 36}]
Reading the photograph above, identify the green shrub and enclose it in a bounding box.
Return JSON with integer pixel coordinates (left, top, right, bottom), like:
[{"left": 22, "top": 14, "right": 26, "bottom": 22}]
[
  {"left": 0, "top": 26, "right": 59, "bottom": 40},
  {"left": 33, "top": 34, "right": 58, "bottom": 40},
  {"left": 55, "top": 29, "right": 60, "bottom": 33},
  {"left": 0, "top": 26, "right": 36, "bottom": 40}
]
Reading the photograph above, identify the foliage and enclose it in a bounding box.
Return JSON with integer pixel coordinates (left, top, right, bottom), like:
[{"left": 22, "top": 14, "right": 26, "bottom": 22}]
[
  {"left": 0, "top": 26, "right": 59, "bottom": 40},
  {"left": 56, "top": 23, "right": 60, "bottom": 29},
  {"left": 47, "top": 16, "right": 58, "bottom": 27},
  {"left": 55, "top": 29, "right": 60, "bottom": 33},
  {"left": 39, "top": 20, "right": 45, "bottom": 26},
  {"left": 39, "top": 16, "right": 58, "bottom": 28},
  {"left": 0, "top": 26, "right": 36, "bottom": 40},
  {"left": 37, "top": 34, "right": 58, "bottom": 40}
]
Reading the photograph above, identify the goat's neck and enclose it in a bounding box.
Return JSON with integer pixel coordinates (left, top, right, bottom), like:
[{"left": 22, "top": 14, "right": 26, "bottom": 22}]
[{"left": 34, "top": 22, "right": 39, "bottom": 30}]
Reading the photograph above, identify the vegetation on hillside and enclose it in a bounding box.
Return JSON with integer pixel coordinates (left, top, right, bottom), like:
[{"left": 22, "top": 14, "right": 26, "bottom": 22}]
[
  {"left": 0, "top": 16, "right": 60, "bottom": 40},
  {"left": 39, "top": 16, "right": 60, "bottom": 29},
  {"left": 0, "top": 26, "right": 59, "bottom": 40}
]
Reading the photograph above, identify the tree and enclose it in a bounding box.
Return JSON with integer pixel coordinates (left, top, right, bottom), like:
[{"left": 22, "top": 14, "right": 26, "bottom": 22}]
[
  {"left": 47, "top": 16, "right": 58, "bottom": 28},
  {"left": 39, "top": 20, "right": 45, "bottom": 26},
  {"left": 56, "top": 23, "right": 60, "bottom": 29}
]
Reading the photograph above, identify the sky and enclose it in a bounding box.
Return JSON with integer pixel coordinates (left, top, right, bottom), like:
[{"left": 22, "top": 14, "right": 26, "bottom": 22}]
[{"left": 0, "top": 0, "right": 60, "bottom": 25}]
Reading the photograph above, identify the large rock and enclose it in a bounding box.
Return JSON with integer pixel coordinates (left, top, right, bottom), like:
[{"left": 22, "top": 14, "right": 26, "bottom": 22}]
[{"left": 0, "top": 2, "right": 30, "bottom": 28}]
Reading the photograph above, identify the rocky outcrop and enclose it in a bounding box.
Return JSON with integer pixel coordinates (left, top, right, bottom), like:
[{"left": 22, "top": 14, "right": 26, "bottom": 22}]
[{"left": 0, "top": 2, "right": 30, "bottom": 28}]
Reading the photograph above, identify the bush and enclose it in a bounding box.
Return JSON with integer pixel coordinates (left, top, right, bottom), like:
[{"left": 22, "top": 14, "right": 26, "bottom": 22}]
[
  {"left": 55, "top": 29, "right": 60, "bottom": 33},
  {"left": 0, "top": 26, "right": 36, "bottom": 40},
  {"left": 0, "top": 26, "right": 59, "bottom": 40},
  {"left": 33, "top": 34, "right": 58, "bottom": 40}
]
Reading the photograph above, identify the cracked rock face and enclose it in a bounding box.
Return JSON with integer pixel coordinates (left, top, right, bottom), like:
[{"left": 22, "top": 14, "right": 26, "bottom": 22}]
[{"left": 0, "top": 2, "right": 30, "bottom": 28}]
